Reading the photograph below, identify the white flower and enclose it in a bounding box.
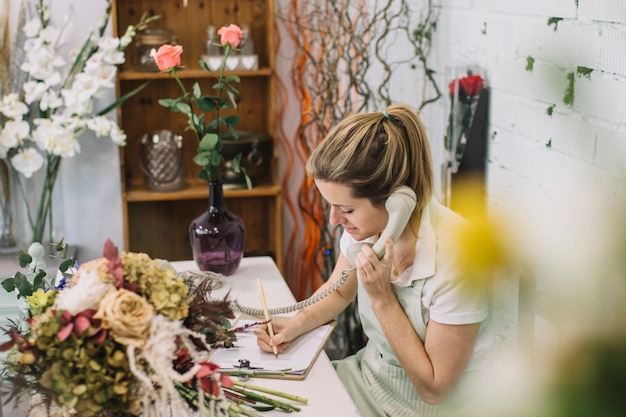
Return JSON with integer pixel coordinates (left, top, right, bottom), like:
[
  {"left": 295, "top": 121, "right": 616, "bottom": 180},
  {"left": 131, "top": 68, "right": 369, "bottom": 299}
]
[
  {"left": 23, "top": 18, "right": 41, "bottom": 38},
  {"left": 31, "top": 119, "right": 81, "bottom": 158},
  {"left": 38, "top": 25, "right": 59, "bottom": 44},
  {"left": 109, "top": 124, "right": 127, "bottom": 146},
  {"left": 97, "top": 36, "right": 120, "bottom": 53},
  {"left": 55, "top": 269, "right": 115, "bottom": 315},
  {"left": 0, "top": 93, "right": 29, "bottom": 118},
  {"left": 23, "top": 80, "right": 47, "bottom": 104},
  {"left": 0, "top": 120, "right": 30, "bottom": 149},
  {"left": 39, "top": 89, "right": 63, "bottom": 111},
  {"left": 20, "top": 45, "right": 65, "bottom": 84},
  {"left": 87, "top": 116, "right": 113, "bottom": 137},
  {"left": 120, "top": 26, "right": 136, "bottom": 48},
  {"left": 10, "top": 147, "right": 44, "bottom": 178}
]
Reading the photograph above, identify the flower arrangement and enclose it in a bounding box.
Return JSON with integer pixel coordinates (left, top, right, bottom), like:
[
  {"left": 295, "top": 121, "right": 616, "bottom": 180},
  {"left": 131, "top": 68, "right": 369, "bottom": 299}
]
[
  {"left": 154, "top": 24, "right": 251, "bottom": 188},
  {"left": 0, "top": 0, "right": 155, "bottom": 246},
  {"left": 0, "top": 240, "right": 305, "bottom": 417},
  {"left": 444, "top": 72, "right": 485, "bottom": 173}
]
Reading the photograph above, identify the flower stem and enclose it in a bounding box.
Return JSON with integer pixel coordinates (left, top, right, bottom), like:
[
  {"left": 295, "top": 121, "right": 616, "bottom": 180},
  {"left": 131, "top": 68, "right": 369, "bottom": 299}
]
[
  {"left": 233, "top": 381, "right": 308, "bottom": 404},
  {"left": 224, "top": 386, "right": 302, "bottom": 412}
]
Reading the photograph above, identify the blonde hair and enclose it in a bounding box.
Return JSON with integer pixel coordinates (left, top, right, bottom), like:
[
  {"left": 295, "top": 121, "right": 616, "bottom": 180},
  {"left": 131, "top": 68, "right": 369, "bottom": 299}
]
[{"left": 305, "top": 104, "right": 434, "bottom": 227}]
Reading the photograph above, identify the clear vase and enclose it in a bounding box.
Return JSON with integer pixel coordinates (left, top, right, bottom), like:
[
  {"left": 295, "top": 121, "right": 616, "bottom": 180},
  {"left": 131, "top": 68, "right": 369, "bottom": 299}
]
[
  {"left": 0, "top": 159, "right": 18, "bottom": 254},
  {"left": 11, "top": 156, "right": 66, "bottom": 250},
  {"left": 189, "top": 181, "right": 246, "bottom": 275}
]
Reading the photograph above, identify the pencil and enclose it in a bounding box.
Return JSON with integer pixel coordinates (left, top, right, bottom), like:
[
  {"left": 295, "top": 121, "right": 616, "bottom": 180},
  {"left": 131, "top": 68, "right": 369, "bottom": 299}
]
[{"left": 257, "top": 278, "right": 279, "bottom": 358}]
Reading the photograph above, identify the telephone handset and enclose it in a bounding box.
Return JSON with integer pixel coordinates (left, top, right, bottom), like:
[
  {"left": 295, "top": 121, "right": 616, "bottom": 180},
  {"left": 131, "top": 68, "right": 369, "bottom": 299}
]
[
  {"left": 345, "top": 185, "right": 417, "bottom": 266},
  {"left": 231, "top": 186, "right": 418, "bottom": 316}
]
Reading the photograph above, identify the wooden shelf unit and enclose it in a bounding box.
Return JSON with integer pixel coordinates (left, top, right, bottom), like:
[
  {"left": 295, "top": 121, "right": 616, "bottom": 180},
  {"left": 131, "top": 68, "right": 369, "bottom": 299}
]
[{"left": 111, "top": 0, "right": 282, "bottom": 270}]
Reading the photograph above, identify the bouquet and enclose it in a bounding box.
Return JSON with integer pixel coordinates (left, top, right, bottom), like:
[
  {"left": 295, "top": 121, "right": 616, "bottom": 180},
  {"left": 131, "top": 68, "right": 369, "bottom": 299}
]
[{"left": 0, "top": 240, "right": 305, "bottom": 417}]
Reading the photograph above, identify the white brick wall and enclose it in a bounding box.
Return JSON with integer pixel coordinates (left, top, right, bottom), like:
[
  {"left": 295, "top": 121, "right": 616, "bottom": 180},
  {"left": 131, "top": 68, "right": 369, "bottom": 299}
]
[{"left": 430, "top": 0, "right": 626, "bottom": 352}]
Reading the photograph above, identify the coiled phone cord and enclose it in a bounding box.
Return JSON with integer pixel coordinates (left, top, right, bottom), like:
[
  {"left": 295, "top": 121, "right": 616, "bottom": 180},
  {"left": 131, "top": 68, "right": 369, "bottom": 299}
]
[
  {"left": 180, "top": 268, "right": 354, "bottom": 317},
  {"left": 232, "top": 267, "right": 353, "bottom": 316}
]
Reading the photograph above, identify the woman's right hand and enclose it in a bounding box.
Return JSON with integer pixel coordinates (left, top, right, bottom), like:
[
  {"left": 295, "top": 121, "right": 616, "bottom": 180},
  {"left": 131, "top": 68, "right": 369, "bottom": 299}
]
[{"left": 254, "top": 318, "right": 291, "bottom": 354}]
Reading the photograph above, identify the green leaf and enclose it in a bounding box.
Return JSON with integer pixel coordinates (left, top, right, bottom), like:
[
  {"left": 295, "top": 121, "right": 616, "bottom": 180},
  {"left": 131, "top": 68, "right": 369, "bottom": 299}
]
[
  {"left": 177, "top": 102, "right": 192, "bottom": 114},
  {"left": 14, "top": 273, "right": 32, "bottom": 298},
  {"left": 199, "top": 133, "right": 219, "bottom": 150},
  {"left": 223, "top": 75, "right": 240, "bottom": 83},
  {"left": 59, "top": 259, "right": 74, "bottom": 273},
  {"left": 231, "top": 154, "right": 243, "bottom": 173},
  {"left": 196, "top": 96, "right": 218, "bottom": 112},
  {"left": 251, "top": 405, "right": 275, "bottom": 412},
  {"left": 198, "top": 59, "right": 211, "bottom": 72},
  {"left": 18, "top": 252, "right": 32, "bottom": 268},
  {"left": 198, "top": 169, "right": 209, "bottom": 181},
  {"left": 224, "top": 115, "right": 241, "bottom": 129},
  {"left": 158, "top": 98, "right": 182, "bottom": 111},
  {"left": 211, "top": 151, "right": 223, "bottom": 166},
  {"left": 33, "top": 271, "right": 46, "bottom": 291},
  {"left": 193, "top": 152, "right": 212, "bottom": 166},
  {"left": 193, "top": 82, "right": 202, "bottom": 99},
  {"left": 98, "top": 81, "right": 151, "bottom": 116},
  {"left": 1, "top": 278, "right": 16, "bottom": 293},
  {"left": 226, "top": 90, "right": 237, "bottom": 109}
]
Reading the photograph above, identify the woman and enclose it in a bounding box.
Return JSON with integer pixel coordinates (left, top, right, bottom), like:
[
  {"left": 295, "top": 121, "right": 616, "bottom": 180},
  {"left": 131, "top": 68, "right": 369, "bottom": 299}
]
[{"left": 256, "top": 104, "right": 494, "bottom": 417}]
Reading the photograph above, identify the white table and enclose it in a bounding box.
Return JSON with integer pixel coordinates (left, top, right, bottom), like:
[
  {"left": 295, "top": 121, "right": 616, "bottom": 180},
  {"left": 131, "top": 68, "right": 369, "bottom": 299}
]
[{"left": 172, "top": 257, "right": 361, "bottom": 417}]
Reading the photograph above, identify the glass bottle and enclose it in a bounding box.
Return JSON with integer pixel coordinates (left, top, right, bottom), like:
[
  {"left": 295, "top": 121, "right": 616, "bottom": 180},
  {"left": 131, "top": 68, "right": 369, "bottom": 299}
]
[
  {"left": 205, "top": 25, "right": 221, "bottom": 56},
  {"left": 239, "top": 24, "right": 254, "bottom": 55}
]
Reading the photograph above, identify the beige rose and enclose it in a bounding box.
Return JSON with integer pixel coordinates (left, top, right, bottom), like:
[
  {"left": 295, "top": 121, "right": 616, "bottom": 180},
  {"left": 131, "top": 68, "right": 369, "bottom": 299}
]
[{"left": 95, "top": 289, "right": 154, "bottom": 348}]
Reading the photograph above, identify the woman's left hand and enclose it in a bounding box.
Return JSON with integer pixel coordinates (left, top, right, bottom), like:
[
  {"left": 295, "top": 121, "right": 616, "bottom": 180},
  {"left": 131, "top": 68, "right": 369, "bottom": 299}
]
[{"left": 354, "top": 238, "right": 396, "bottom": 300}]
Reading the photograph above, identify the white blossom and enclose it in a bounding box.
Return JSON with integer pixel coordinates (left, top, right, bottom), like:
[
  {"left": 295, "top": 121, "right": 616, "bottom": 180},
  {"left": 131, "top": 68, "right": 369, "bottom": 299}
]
[
  {"left": 109, "top": 124, "right": 127, "bottom": 146},
  {"left": 0, "top": 93, "right": 29, "bottom": 118},
  {"left": 23, "top": 18, "right": 41, "bottom": 38},
  {"left": 31, "top": 118, "right": 81, "bottom": 158},
  {"left": 39, "top": 89, "right": 63, "bottom": 111},
  {"left": 10, "top": 147, "right": 44, "bottom": 178},
  {"left": 38, "top": 25, "right": 59, "bottom": 44},
  {"left": 54, "top": 268, "right": 115, "bottom": 315},
  {"left": 0, "top": 120, "right": 30, "bottom": 150},
  {"left": 23, "top": 80, "right": 48, "bottom": 104},
  {"left": 87, "top": 116, "right": 113, "bottom": 137}
]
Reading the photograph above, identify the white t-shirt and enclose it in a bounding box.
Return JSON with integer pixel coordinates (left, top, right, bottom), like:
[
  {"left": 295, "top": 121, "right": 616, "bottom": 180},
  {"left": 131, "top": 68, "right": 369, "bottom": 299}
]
[{"left": 340, "top": 197, "right": 494, "bottom": 357}]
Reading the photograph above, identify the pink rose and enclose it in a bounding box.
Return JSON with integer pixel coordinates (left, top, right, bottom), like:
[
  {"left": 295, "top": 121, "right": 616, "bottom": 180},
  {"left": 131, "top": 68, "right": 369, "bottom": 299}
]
[
  {"left": 217, "top": 24, "right": 243, "bottom": 48},
  {"left": 154, "top": 44, "right": 183, "bottom": 71}
]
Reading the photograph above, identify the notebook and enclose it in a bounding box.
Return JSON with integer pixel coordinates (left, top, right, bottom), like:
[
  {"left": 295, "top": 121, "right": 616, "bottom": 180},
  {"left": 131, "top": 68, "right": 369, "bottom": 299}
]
[{"left": 212, "top": 319, "right": 336, "bottom": 380}]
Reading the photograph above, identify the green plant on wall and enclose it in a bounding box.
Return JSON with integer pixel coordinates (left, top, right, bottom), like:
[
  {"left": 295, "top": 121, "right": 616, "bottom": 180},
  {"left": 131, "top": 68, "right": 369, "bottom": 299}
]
[
  {"left": 563, "top": 66, "right": 593, "bottom": 107},
  {"left": 526, "top": 56, "right": 535, "bottom": 71},
  {"left": 548, "top": 17, "right": 563, "bottom": 31},
  {"left": 547, "top": 104, "right": 556, "bottom": 116}
]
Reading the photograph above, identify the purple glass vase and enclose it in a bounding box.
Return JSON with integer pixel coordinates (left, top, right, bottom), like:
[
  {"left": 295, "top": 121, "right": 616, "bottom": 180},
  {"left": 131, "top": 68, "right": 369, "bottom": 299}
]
[{"left": 189, "top": 181, "right": 245, "bottom": 275}]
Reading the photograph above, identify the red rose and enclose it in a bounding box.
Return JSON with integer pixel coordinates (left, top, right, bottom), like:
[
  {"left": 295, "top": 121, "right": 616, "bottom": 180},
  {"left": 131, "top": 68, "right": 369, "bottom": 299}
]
[{"left": 449, "top": 74, "right": 484, "bottom": 96}]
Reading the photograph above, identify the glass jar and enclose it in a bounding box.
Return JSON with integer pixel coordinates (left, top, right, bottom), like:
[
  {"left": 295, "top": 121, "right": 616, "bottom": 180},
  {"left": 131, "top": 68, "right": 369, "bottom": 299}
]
[
  {"left": 133, "top": 28, "right": 173, "bottom": 72},
  {"left": 205, "top": 25, "right": 221, "bottom": 56},
  {"left": 239, "top": 24, "right": 255, "bottom": 56}
]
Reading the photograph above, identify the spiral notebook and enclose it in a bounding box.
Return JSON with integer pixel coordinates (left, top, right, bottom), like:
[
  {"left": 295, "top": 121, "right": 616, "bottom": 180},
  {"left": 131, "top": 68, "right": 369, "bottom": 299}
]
[{"left": 212, "top": 319, "right": 336, "bottom": 380}]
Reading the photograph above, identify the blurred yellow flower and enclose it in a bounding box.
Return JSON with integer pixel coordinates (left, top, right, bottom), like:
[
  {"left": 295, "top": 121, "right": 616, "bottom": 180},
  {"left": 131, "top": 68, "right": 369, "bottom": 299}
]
[{"left": 26, "top": 288, "right": 49, "bottom": 311}]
